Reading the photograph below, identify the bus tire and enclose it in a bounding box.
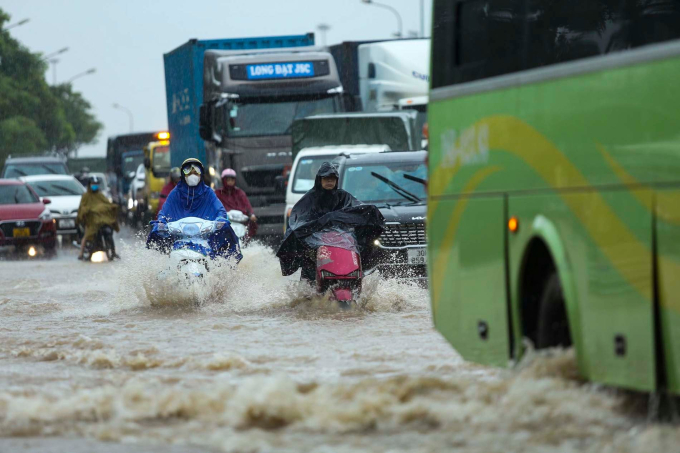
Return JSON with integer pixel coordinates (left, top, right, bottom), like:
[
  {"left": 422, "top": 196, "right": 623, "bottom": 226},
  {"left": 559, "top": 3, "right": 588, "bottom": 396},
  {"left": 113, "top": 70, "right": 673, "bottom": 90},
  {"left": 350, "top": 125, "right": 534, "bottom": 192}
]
[{"left": 536, "top": 272, "right": 572, "bottom": 349}]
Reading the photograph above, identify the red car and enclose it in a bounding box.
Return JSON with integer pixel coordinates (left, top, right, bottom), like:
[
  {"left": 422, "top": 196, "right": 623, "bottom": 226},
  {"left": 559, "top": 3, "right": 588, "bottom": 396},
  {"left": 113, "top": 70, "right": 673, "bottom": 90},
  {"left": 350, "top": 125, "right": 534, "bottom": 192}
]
[{"left": 0, "top": 179, "right": 56, "bottom": 255}]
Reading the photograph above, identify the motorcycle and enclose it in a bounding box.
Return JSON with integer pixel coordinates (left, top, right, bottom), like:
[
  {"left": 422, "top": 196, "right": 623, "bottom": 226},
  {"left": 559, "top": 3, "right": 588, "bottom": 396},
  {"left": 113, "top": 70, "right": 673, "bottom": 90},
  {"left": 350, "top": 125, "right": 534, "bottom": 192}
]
[
  {"left": 148, "top": 216, "right": 242, "bottom": 285},
  {"left": 75, "top": 224, "right": 117, "bottom": 262},
  {"left": 227, "top": 210, "right": 249, "bottom": 243},
  {"left": 305, "top": 228, "right": 363, "bottom": 304}
]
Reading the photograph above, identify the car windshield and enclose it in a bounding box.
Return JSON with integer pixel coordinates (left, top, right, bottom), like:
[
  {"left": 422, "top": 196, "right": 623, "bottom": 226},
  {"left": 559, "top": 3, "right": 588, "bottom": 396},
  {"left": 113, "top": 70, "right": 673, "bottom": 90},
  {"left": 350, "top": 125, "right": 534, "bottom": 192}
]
[
  {"left": 341, "top": 161, "right": 427, "bottom": 204},
  {"left": 29, "top": 179, "right": 85, "bottom": 197},
  {"left": 3, "top": 162, "right": 68, "bottom": 178},
  {"left": 0, "top": 184, "right": 39, "bottom": 205},
  {"left": 292, "top": 156, "right": 336, "bottom": 193},
  {"left": 225, "top": 97, "right": 338, "bottom": 138},
  {"left": 152, "top": 146, "right": 171, "bottom": 175},
  {"left": 123, "top": 153, "right": 143, "bottom": 173}
]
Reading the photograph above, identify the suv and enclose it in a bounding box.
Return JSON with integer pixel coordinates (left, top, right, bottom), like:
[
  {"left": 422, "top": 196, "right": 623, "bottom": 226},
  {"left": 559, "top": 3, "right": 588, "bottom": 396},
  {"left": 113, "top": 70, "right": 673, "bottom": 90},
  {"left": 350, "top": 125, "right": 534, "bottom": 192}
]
[
  {"left": 1, "top": 154, "right": 69, "bottom": 179},
  {"left": 335, "top": 151, "right": 428, "bottom": 282}
]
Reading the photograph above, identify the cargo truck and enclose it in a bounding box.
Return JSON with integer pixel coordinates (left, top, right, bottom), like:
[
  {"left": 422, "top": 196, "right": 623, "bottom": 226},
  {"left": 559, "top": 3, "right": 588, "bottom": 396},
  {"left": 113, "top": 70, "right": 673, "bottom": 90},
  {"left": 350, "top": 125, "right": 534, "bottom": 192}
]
[
  {"left": 164, "top": 33, "right": 343, "bottom": 236},
  {"left": 105, "top": 132, "right": 160, "bottom": 218}
]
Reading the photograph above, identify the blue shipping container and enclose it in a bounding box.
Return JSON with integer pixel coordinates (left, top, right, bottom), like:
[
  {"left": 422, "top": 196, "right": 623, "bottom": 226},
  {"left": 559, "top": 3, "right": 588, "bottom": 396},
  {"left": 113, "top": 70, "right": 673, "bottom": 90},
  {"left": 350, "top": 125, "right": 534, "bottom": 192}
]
[{"left": 163, "top": 34, "right": 315, "bottom": 169}]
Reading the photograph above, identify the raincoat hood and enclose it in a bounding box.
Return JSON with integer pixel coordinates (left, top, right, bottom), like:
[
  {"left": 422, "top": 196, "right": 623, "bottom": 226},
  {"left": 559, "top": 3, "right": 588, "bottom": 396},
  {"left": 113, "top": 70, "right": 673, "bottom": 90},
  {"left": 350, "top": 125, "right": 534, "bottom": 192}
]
[
  {"left": 157, "top": 178, "right": 227, "bottom": 223},
  {"left": 314, "top": 162, "right": 340, "bottom": 191}
]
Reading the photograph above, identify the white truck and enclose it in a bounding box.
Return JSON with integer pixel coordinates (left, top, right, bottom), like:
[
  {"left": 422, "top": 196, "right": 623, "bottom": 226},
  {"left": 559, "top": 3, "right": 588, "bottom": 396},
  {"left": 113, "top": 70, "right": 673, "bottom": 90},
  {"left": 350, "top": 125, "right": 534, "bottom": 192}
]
[{"left": 358, "top": 39, "right": 430, "bottom": 114}]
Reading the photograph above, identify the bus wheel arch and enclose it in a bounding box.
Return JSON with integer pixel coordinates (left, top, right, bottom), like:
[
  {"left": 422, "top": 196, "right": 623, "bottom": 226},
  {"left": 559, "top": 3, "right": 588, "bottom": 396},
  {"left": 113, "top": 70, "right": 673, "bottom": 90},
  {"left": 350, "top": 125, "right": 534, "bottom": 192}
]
[{"left": 518, "top": 216, "right": 580, "bottom": 353}]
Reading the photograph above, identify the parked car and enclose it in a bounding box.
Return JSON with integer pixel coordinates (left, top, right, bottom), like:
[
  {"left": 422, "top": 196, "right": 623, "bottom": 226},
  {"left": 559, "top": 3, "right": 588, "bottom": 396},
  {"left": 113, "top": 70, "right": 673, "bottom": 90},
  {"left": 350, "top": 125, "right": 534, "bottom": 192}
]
[
  {"left": 20, "top": 175, "right": 86, "bottom": 242},
  {"left": 335, "top": 151, "right": 428, "bottom": 282},
  {"left": 1, "top": 154, "right": 69, "bottom": 179},
  {"left": 0, "top": 179, "right": 56, "bottom": 256},
  {"left": 283, "top": 145, "right": 390, "bottom": 233}
]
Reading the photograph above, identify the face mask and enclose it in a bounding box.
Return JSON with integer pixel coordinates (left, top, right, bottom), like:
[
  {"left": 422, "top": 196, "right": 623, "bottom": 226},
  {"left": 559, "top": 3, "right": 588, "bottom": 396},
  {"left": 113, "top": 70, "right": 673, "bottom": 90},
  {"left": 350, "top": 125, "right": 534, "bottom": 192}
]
[
  {"left": 186, "top": 174, "right": 201, "bottom": 187},
  {"left": 91, "top": 185, "right": 99, "bottom": 191}
]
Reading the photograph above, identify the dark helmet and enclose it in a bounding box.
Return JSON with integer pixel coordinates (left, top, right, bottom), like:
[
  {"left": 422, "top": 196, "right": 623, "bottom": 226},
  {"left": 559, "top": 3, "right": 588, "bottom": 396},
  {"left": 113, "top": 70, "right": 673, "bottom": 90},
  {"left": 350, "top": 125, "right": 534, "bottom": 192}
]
[
  {"left": 170, "top": 167, "right": 181, "bottom": 183},
  {"left": 180, "top": 158, "right": 205, "bottom": 183}
]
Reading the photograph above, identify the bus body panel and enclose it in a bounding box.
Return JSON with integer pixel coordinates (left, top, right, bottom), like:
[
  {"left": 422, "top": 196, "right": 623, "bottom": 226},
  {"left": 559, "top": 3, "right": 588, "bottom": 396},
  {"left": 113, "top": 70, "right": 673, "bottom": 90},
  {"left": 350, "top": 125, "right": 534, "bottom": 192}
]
[
  {"left": 428, "top": 40, "right": 680, "bottom": 391},
  {"left": 508, "top": 192, "right": 656, "bottom": 392},
  {"left": 656, "top": 189, "right": 680, "bottom": 395},
  {"left": 429, "top": 196, "right": 510, "bottom": 368}
]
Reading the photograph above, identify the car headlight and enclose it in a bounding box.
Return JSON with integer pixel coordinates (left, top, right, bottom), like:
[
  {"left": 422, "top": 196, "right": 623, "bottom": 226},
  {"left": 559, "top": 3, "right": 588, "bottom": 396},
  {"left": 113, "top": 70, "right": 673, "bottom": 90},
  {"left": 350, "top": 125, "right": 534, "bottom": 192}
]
[
  {"left": 39, "top": 208, "right": 51, "bottom": 220},
  {"left": 127, "top": 198, "right": 134, "bottom": 210}
]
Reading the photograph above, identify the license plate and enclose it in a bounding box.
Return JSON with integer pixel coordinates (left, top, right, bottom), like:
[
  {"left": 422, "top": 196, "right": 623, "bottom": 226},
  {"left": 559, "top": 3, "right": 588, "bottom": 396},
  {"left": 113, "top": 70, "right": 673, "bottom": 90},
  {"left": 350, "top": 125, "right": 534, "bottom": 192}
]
[
  {"left": 407, "top": 247, "right": 427, "bottom": 265},
  {"left": 59, "top": 219, "right": 76, "bottom": 229},
  {"left": 13, "top": 227, "right": 30, "bottom": 238}
]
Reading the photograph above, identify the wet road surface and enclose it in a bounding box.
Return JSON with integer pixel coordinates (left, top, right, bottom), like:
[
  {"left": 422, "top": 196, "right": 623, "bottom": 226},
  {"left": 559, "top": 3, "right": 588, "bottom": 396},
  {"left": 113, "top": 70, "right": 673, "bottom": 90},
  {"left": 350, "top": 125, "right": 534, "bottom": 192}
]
[{"left": 0, "top": 231, "right": 678, "bottom": 452}]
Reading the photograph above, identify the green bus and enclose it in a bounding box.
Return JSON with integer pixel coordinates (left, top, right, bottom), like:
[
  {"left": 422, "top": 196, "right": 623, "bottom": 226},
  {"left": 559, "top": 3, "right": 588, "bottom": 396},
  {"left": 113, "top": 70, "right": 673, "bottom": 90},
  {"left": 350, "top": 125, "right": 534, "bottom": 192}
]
[{"left": 427, "top": 0, "right": 680, "bottom": 394}]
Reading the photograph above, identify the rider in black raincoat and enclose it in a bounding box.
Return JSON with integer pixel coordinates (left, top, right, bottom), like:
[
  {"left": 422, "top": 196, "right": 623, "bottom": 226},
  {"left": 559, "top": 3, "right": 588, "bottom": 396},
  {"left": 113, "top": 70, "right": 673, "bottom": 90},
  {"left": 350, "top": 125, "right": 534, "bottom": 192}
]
[{"left": 276, "top": 162, "right": 385, "bottom": 282}]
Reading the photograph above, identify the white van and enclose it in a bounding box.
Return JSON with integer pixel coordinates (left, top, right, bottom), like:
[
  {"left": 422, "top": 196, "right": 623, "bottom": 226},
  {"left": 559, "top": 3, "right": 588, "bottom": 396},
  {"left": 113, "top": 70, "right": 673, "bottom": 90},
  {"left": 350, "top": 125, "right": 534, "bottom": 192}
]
[{"left": 283, "top": 145, "right": 390, "bottom": 233}]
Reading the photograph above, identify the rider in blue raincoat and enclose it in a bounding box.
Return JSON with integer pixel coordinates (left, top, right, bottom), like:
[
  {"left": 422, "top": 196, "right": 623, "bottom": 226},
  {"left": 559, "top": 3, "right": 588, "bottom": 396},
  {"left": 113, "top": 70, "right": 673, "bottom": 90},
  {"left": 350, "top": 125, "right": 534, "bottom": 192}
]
[{"left": 147, "top": 158, "right": 242, "bottom": 262}]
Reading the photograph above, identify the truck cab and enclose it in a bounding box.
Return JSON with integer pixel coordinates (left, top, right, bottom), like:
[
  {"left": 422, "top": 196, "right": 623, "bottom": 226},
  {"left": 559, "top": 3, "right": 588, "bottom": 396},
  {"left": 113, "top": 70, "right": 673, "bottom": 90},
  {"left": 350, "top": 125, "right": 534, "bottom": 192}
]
[
  {"left": 142, "top": 132, "right": 171, "bottom": 221},
  {"left": 199, "top": 46, "right": 344, "bottom": 236}
]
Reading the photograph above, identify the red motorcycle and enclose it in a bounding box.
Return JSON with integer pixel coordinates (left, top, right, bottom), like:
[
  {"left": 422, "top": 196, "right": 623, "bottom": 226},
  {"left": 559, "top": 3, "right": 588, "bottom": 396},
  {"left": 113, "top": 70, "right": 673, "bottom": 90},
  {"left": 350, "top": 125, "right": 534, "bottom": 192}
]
[{"left": 312, "top": 230, "right": 363, "bottom": 303}]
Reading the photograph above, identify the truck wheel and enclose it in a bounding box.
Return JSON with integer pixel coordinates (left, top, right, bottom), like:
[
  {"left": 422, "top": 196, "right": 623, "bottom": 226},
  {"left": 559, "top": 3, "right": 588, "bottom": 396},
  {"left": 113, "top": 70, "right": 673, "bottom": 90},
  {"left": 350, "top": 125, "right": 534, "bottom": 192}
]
[{"left": 536, "top": 273, "right": 572, "bottom": 348}]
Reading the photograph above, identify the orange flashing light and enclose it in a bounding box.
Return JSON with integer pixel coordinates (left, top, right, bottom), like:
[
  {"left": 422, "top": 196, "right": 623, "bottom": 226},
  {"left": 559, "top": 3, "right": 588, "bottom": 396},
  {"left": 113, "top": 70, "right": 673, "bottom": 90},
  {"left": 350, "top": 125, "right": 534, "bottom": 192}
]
[
  {"left": 508, "top": 216, "right": 519, "bottom": 233},
  {"left": 157, "top": 131, "right": 170, "bottom": 140}
]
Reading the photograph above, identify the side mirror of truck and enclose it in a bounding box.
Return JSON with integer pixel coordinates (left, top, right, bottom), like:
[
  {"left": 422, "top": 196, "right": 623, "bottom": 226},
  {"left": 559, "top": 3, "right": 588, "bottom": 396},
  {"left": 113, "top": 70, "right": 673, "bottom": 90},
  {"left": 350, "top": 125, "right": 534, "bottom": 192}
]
[{"left": 144, "top": 157, "right": 151, "bottom": 170}]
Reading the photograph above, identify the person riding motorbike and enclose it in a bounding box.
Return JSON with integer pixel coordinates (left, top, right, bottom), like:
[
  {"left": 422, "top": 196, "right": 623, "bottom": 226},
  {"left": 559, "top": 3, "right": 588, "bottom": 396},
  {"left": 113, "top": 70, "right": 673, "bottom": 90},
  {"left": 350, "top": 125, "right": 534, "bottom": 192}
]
[
  {"left": 148, "top": 158, "right": 241, "bottom": 260},
  {"left": 155, "top": 167, "right": 180, "bottom": 219},
  {"left": 214, "top": 168, "right": 258, "bottom": 240},
  {"left": 76, "top": 175, "right": 120, "bottom": 260},
  {"left": 277, "top": 162, "right": 384, "bottom": 282}
]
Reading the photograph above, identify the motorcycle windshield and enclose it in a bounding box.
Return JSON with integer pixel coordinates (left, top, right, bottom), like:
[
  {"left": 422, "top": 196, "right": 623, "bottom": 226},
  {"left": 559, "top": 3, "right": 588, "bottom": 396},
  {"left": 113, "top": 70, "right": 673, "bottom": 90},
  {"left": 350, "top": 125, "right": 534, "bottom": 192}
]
[{"left": 303, "top": 227, "right": 359, "bottom": 253}]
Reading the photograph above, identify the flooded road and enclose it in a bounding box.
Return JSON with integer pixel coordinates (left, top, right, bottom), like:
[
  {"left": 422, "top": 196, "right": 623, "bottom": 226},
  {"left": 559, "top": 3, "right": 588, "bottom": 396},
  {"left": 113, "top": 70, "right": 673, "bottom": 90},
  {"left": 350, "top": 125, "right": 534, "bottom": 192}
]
[{"left": 0, "top": 232, "right": 677, "bottom": 452}]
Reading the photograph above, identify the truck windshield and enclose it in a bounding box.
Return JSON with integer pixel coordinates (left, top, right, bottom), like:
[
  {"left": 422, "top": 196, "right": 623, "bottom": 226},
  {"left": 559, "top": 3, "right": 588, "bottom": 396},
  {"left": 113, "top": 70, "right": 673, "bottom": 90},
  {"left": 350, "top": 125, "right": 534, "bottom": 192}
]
[
  {"left": 0, "top": 185, "right": 39, "bottom": 204},
  {"left": 226, "top": 97, "right": 338, "bottom": 138},
  {"left": 292, "top": 156, "right": 334, "bottom": 193},
  {"left": 123, "top": 153, "right": 143, "bottom": 174},
  {"left": 152, "top": 146, "right": 171, "bottom": 175},
  {"left": 341, "top": 162, "right": 427, "bottom": 205}
]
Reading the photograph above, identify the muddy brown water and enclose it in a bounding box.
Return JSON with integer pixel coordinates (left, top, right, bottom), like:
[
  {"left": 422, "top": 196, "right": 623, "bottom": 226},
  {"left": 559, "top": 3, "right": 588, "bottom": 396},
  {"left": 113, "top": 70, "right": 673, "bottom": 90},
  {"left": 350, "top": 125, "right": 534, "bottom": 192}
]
[{"left": 0, "top": 234, "right": 677, "bottom": 452}]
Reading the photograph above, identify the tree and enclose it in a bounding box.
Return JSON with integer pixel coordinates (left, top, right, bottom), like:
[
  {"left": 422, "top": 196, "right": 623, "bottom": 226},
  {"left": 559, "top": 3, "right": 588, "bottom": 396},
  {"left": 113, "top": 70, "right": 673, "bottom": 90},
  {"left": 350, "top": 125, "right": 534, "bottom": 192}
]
[{"left": 0, "top": 8, "right": 102, "bottom": 167}]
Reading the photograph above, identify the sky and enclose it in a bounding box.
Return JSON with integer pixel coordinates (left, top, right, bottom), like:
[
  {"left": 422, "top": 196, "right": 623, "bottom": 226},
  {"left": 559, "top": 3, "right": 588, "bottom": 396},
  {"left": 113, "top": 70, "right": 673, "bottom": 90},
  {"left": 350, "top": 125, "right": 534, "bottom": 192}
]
[{"left": 2, "top": 0, "right": 433, "bottom": 157}]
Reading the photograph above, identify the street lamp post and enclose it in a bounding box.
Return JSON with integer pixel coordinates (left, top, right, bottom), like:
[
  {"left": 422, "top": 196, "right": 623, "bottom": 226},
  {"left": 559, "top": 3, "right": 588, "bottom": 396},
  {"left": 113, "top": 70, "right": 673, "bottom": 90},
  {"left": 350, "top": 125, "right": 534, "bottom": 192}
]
[
  {"left": 66, "top": 68, "right": 96, "bottom": 84},
  {"left": 420, "top": 0, "right": 425, "bottom": 37},
  {"left": 112, "top": 103, "right": 134, "bottom": 133},
  {"left": 317, "top": 23, "right": 331, "bottom": 47},
  {"left": 361, "top": 0, "right": 403, "bottom": 39},
  {"left": 49, "top": 59, "right": 59, "bottom": 85},
  {"left": 40, "top": 47, "right": 69, "bottom": 62},
  {"left": 2, "top": 18, "right": 30, "bottom": 32}
]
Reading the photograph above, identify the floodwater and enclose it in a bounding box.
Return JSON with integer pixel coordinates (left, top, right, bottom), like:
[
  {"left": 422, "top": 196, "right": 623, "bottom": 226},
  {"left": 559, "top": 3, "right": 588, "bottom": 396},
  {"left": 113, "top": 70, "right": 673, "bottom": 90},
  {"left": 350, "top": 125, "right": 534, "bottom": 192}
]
[{"left": 0, "top": 231, "right": 678, "bottom": 453}]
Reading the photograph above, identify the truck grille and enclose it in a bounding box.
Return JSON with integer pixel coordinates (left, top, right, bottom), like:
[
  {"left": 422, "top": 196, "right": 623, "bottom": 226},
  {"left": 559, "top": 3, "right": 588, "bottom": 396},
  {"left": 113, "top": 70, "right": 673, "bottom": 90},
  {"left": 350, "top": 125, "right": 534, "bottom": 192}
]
[
  {"left": 379, "top": 223, "right": 426, "bottom": 247},
  {"left": 0, "top": 220, "right": 42, "bottom": 237}
]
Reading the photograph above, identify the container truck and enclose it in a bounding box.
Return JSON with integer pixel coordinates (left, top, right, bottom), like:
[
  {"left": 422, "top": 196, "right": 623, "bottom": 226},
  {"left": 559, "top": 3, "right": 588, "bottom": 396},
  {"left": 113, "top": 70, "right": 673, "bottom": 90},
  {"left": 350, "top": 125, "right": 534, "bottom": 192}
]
[{"left": 164, "top": 33, "right": 343, "bottom": 236}]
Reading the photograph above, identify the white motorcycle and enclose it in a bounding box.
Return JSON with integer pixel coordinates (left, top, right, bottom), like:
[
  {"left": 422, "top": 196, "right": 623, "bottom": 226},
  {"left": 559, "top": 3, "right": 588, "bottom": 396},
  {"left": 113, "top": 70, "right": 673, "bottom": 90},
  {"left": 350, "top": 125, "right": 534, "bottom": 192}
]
[
  {"left": 227, "top": 210, "right": 249, "bottom": 242},
  {"left": 157, "top": 216, "right": 236, "bottom": 284}
]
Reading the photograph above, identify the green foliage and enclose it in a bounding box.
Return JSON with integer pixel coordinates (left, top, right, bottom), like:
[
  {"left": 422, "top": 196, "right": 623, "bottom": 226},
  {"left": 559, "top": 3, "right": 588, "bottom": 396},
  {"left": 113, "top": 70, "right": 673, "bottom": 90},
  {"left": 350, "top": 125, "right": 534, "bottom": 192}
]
[{"left": 0, "top": 8, "right": 102, "bottom": 168}]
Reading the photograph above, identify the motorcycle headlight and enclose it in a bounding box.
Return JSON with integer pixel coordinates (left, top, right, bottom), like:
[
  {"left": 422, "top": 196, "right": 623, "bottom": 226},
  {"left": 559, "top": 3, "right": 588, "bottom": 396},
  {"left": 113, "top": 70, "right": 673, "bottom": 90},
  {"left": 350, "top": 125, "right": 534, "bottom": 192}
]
[
  {"left": 168, "top": 224, "right": 182, "bottom": 235},
  {"left": 182, "top": 223, "right": 201, "bottom": 237}
]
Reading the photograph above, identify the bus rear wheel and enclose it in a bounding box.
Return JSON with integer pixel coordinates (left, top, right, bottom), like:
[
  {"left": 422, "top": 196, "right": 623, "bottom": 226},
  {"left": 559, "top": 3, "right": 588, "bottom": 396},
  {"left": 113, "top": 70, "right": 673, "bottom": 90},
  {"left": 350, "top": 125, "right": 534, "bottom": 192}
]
[{"left": 536, "top": 273, "right": 572, "bottom": 349}]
